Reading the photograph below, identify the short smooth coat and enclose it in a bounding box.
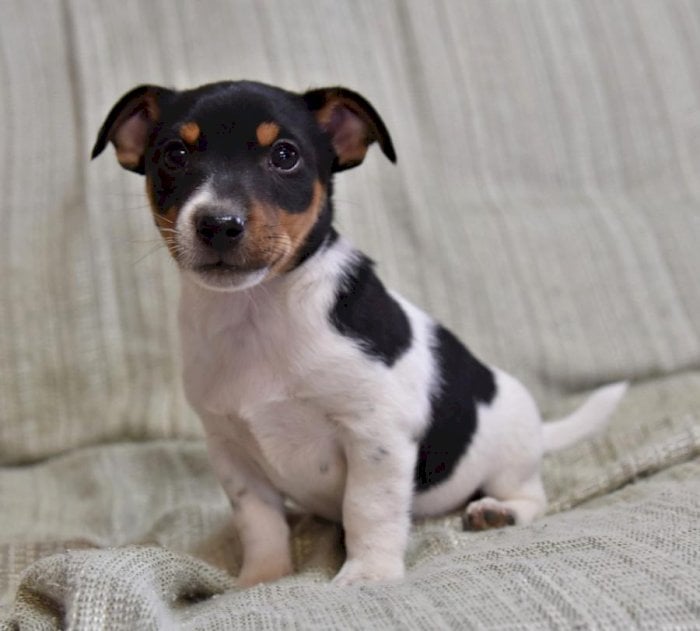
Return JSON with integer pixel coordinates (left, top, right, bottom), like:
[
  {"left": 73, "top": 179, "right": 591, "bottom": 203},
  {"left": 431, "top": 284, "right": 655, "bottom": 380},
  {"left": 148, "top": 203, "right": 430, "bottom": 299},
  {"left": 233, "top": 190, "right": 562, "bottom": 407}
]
[
  {"left": 92, "top": 79, "right": 626, "bottom": 586},
  {"left": 178, "top": 211, "right": 539, "bottom": 522}
]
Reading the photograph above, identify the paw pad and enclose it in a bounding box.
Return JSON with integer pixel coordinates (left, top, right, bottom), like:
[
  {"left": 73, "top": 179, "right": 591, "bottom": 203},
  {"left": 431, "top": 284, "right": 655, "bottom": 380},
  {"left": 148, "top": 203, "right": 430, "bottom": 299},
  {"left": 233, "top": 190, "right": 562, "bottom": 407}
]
[{"left": 463, "top": 504, "right": 516, "bottom": 531}]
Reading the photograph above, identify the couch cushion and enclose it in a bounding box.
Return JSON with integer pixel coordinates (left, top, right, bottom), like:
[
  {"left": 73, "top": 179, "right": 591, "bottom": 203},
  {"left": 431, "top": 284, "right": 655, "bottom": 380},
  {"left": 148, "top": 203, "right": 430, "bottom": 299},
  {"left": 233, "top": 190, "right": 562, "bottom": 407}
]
[
  {"left": 3, "top": 443, "right": 699, "bottom": 628},
  {"left": 2, "top": 0, "right": 700, "bottom": 463}
]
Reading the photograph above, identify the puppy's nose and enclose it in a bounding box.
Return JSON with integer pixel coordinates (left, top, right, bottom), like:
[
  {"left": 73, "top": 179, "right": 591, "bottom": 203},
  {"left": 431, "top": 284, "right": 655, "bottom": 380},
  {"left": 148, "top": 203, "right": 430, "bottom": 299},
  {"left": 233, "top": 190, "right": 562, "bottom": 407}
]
[{"left": 195, "top": 214, "right": 246, "bottom": 252}]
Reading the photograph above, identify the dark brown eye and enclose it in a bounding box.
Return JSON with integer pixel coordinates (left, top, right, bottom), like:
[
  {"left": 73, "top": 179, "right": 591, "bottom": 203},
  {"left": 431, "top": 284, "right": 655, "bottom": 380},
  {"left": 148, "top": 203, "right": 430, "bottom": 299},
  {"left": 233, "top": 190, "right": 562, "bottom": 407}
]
[
  {"left": 269, "top": 141, "right": 300, "bottom": 171},
  {"left": 162, "top": 140, "right": 189, "bottom": 172}
]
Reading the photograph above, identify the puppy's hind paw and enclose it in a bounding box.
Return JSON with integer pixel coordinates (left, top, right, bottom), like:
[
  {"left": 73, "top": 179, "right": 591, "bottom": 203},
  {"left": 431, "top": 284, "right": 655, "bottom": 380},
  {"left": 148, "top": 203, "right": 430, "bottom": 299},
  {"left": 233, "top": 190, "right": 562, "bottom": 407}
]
[{"left": 463, "top": 497, "right": 516, "bottom": 531}]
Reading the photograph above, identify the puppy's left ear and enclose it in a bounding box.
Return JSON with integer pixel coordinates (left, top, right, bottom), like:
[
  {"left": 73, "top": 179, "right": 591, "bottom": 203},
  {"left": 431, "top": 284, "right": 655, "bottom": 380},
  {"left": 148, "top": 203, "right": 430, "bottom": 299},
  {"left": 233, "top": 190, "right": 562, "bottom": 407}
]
[{"left": 303, "top": 87, "right": 396, "bottom": 172}]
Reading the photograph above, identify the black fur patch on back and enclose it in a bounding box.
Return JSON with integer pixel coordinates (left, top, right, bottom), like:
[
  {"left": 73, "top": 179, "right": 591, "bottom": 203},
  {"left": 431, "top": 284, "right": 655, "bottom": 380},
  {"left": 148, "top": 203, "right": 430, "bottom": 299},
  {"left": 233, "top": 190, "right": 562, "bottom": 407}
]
[
  {"left": 414, "top": 325, "right": 497, "bottom": 492},
  {"left": 330, "top": 255, "right": 412, "bottom": 366}
]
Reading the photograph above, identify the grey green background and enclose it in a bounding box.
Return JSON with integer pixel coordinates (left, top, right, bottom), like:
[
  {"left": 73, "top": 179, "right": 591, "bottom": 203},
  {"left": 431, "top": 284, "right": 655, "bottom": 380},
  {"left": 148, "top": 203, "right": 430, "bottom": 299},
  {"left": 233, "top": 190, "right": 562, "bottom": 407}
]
[{"left": 1, "top": 1, "right": 699, "bottom": 628}]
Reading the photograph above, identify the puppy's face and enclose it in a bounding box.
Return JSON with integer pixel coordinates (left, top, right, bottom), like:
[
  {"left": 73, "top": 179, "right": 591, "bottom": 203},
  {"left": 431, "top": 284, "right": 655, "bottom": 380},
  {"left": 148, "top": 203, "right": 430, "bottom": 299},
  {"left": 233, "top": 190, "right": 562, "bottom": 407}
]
[{"left": 92, "top": 81, "right": 395, "bottom": 291}]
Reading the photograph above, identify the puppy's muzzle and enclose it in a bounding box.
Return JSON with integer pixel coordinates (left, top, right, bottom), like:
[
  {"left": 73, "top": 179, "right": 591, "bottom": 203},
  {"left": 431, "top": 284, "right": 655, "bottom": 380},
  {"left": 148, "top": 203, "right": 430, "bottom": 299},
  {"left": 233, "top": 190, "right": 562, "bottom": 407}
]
[{"left": 195, "top": 212, "right": 246, "bottom": 253}]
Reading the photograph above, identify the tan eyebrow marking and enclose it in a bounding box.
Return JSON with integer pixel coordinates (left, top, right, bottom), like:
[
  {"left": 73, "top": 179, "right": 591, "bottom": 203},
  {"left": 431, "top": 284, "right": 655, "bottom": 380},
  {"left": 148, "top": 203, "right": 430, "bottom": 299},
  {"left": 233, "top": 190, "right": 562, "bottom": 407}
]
[
  {"left": 179, "top": 122, "right": 200, "bottom": 145},
  {"left": 256, "top": 122, "right": 280, "bottom": 147}
]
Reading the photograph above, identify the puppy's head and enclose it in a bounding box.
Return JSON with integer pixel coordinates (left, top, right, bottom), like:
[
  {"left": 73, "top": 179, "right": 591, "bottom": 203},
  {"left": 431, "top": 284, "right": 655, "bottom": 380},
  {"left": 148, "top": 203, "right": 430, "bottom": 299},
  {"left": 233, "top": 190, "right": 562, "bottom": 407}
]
[{"left": 92, "top": 81, "right": 395, "bottom": 291}]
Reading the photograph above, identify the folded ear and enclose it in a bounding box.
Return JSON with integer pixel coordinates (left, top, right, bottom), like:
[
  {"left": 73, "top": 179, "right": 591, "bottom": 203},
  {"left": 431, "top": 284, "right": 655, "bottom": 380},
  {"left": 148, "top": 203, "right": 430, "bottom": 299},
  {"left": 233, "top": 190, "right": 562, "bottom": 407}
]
[
  {"left": 302, "top": 87, "right": 396, "bottom": 172},
  {"left": 91, "top": 84, "right": 170, "bottom": 174}
]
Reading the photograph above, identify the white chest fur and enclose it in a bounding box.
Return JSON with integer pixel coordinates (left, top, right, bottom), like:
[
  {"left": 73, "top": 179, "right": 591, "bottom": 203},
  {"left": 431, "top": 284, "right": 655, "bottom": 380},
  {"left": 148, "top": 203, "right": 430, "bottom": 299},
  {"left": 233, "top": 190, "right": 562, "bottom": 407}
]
[
  {"left": 177, "top": 240, "right": 434, "bottom": 519},
  {"left": 180, "top": 276, "right": 334, "bottom": 515}
]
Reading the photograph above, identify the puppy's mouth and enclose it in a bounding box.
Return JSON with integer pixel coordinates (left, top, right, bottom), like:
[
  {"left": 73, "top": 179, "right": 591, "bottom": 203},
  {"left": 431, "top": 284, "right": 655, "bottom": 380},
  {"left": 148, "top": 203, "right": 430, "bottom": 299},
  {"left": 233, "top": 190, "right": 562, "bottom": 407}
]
[
  {"left": 185, "top": 255, "right": 271, "bottom": 292},
  {"left": 164, "top": 212, "right": 291, "bottom": 291},
  {"left": 196, "top": 261, "right": 242, "bottom": 273}
]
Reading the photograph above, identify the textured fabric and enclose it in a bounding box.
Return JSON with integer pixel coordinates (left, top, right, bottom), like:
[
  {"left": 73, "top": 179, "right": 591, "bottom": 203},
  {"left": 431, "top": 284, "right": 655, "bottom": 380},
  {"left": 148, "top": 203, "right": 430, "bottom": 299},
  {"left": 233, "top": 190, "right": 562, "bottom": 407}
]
[
  {"left": 2, "top": 0, "right": 700, "bottom": 628},
  {"left": 3, "top": 445, "right": 700, "bottom": 629}
]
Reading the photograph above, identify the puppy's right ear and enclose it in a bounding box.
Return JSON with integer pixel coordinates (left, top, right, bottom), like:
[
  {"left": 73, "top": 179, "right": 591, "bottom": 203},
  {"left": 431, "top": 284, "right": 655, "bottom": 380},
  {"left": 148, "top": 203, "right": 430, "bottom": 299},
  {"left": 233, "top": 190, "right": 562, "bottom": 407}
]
[
  {"left": 91, "top": 85, "right": 171, "bottom": 174},
  {"left": 303, "top": 87, "right": 396, "bottom": 172}
]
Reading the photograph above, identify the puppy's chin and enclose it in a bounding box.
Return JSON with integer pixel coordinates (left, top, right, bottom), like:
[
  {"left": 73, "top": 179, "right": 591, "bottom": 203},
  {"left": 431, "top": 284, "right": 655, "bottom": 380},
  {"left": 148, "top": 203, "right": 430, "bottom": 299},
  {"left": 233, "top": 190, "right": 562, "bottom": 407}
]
[{"left": 184, "top": 266, "right": 270, "bottom": 293}]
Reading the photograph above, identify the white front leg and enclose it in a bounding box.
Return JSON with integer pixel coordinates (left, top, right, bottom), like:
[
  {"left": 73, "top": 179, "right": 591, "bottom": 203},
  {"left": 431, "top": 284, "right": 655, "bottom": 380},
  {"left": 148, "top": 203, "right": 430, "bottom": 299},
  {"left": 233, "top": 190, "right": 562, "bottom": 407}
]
[
  {"left": 204, "top": 432, "right": 293, "bottom": 587},
  {"left": 333, "top": 428, "right": 417, "bottom": 586}
]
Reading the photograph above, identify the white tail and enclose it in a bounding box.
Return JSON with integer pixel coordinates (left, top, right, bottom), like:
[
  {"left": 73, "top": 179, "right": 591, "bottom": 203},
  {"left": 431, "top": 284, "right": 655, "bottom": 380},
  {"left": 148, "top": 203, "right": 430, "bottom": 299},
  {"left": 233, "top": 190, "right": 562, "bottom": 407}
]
[{"left": 543, "top": 381, "right": 628, "bottom": 453}]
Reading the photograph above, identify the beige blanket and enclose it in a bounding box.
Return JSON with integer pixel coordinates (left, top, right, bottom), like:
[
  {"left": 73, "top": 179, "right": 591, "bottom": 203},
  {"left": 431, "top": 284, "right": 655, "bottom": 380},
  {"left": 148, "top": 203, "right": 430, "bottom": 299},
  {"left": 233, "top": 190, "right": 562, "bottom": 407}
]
[{"left": 2, "top": 1, "right": 699, "bottom": 628}]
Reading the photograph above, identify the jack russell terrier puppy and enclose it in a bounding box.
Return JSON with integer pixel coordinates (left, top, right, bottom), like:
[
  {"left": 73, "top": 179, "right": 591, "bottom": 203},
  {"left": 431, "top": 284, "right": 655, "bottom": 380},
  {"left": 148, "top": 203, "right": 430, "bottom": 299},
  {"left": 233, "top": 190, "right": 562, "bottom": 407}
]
[{"left": 92, "top": 80, "right": 627, "bottom": 587}]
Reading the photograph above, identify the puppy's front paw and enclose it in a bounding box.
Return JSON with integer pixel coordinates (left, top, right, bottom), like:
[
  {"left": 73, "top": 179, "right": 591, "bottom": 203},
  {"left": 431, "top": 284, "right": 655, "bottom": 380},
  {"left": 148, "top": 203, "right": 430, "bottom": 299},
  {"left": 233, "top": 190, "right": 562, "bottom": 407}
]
[
  {"left": 236, "top": 555, "right": 294, "bottom": 588},
  {"left": 332, "top": 557, "right": 405, "bottom": 586},
  {"left": 463, "top": 497, "right": 516, "bottom": 531}
]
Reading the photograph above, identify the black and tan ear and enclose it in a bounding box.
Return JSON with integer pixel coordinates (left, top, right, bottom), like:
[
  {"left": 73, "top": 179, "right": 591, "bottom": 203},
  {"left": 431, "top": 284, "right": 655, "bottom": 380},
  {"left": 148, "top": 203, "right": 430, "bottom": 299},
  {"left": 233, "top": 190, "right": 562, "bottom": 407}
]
[
  {"left": 91, "top": 84, "right": 171, "bottom": 174},
  {"left": 303, "top": 87, "right": 396, "bottom": 172}
]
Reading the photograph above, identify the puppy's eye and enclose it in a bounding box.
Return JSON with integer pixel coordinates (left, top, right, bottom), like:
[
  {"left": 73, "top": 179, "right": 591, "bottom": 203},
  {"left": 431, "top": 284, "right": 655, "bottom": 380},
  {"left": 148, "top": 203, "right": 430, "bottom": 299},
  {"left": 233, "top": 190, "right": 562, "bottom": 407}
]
[
  {"left": 269, "top": 141, "right": 300, "bottom": 172},
  {"left": 162, "top": 140, "right": 189, "bottom": 172}
]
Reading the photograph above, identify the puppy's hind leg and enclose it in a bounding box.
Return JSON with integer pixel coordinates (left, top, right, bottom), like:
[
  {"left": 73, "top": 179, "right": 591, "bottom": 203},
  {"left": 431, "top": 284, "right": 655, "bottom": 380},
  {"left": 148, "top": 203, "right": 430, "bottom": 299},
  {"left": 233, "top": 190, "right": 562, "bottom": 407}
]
[
  {"left": 462, "top": 369, "right": 548, "bottom": 531},
  {"left": 463, "top": 472, "right": 546, "bottom": 531}
]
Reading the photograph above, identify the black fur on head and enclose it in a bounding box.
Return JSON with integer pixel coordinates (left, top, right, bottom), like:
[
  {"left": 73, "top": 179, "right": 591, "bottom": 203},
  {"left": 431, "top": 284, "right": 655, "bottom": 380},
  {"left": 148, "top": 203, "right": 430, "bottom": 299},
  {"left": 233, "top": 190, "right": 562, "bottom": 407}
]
[{"left": 91, "top": 80, "right": 396, "bottom": 287}]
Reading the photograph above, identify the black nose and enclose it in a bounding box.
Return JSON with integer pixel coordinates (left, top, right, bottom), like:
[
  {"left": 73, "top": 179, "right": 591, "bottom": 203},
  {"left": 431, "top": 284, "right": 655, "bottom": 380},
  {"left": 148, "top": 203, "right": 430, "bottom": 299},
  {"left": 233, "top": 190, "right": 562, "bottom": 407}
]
[{"left": 195, "top": 214, "right": 246, "bottom": 252}]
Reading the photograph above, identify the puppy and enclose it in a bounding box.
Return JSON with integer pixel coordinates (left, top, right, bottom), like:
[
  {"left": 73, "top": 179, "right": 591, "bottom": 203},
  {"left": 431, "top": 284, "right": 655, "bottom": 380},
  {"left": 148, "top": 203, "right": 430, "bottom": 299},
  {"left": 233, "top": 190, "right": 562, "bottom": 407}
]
[{"left": 92, "top": 80, "right": 627, "bottom": 587}]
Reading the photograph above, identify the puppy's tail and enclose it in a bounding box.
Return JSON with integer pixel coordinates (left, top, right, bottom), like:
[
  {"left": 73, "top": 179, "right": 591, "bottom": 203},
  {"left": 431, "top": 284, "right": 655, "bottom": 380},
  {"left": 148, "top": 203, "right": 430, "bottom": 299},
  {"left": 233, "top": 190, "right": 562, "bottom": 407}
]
[{"left": 542, "top": 381, "right": 628, "bottom": 453}]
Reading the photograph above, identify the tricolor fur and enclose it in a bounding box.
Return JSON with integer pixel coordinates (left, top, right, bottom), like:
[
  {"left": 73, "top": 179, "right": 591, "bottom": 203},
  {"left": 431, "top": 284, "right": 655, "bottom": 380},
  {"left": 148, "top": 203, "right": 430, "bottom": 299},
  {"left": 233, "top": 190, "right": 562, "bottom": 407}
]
[{"left": 92, "top": 80, "right": 627, "bottom": 587}]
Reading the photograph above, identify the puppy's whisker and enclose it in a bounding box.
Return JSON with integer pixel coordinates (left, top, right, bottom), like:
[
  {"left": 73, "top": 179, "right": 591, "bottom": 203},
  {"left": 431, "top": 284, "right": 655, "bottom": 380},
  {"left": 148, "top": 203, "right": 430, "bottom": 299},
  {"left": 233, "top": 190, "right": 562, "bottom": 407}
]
[{"left": 132, "top": 243, "right": 168, "bottom": 265}]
